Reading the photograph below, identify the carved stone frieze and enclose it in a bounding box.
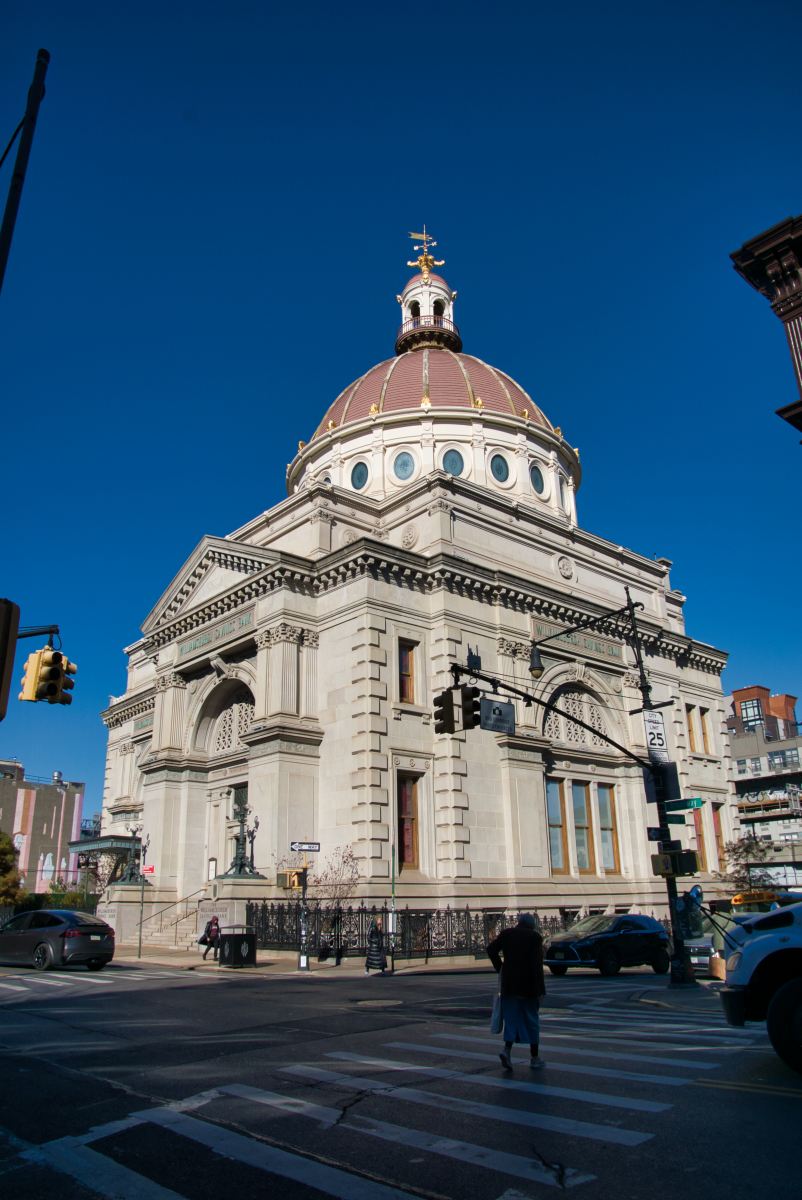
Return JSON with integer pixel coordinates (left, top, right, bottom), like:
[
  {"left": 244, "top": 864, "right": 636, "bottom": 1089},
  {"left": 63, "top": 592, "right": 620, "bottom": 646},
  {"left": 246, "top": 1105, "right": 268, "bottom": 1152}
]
[
  {"left": 498, "top": 637, "right": 530, "bottom": 660},
  {"left": 156, "top": 672, "right": 187, "bottom": 692}
]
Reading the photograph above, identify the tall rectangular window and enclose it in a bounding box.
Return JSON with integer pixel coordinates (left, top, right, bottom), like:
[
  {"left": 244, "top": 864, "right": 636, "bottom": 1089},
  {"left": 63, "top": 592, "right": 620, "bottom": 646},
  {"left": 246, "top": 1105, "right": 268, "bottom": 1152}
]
[
  {"left": 597, "top": 785, "right": 619, "bottom": 872},
  {"left": 750, "top": 757, "right": 762, "bottom": 774},
  {"left": 397, "top": 775, "right": 418, "bottom": 869},
  {"left": 700, "top": 708, "right": 711, "bottom": 754},
  {"left": 685, "top": 705, "right": 697, "bottom": 753},
  {"left": 399, "top": 641, "right": 415, "bottom": 704},
  {"left": 740, "top": 698, "right": 763, "bottom": 729},
  {"left": 546, "top": 779, "right": 568, "bottom": 874},
  {"left": 736, "top": 759, "right": 747, "bottom": 775},
  {"left": 712, "top": 805, "right": 725, "bottom": 872},
  {"left": 571, "top": 782, "right": 595, "bottom": 873},
  {"left": 693, "top": 806, "right": 707, "bottom": 871}
]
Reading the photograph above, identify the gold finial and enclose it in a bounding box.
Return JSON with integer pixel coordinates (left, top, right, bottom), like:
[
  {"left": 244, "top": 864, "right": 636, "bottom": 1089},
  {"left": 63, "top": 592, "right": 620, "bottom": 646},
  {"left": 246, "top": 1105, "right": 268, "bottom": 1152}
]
[
  {"left": 407, "top": 225, "right": 445, "bottom": 283},
  {"left": 327, "top": 419, "right": 337, "bottom": 431},
  {"left": 554, "top": 425, "right": 562, "bottom": 437},
  {"left": 369, "top": 403, "right": 379, "bottom": 415},
  {"left": 520, "top": 408, "right": 529, "bottom": 419},
  {"left": 298, "top": 440, "right": 307, "bottom": 452},
  {"left": 420, "top": 396, "right": 431, "bottom": 410},
  {"left": 472, "top": 396, "right": 484, "bottom": 409}
]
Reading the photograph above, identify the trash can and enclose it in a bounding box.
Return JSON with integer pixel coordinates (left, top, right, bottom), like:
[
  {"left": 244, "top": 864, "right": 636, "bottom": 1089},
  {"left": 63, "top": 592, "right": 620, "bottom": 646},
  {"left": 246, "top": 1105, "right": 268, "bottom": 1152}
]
[{"left": 219, "top": 925, "right": 257, "bottom": 969}]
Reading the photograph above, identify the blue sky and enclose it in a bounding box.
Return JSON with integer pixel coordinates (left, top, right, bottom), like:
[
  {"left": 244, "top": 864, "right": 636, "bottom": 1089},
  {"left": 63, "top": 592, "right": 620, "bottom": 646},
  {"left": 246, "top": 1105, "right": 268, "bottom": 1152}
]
[{"left": 2, "top": 1, "right": 800, "bottom": 810}]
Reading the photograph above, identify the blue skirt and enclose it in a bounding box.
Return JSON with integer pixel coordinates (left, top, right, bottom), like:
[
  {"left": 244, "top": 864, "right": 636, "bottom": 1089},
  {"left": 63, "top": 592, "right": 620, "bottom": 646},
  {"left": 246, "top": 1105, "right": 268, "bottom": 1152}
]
[{"left": 501, "top": 997, "right": 540, "bottom": 1044}]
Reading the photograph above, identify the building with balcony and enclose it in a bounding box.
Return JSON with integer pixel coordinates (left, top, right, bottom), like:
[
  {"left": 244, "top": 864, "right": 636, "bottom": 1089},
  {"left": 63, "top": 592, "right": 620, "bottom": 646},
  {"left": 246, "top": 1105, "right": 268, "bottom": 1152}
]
[
  {"left": 99, "top": 244, "right": 738, "bottom": 924},
  {"left": 725, "top": 686, "right": 802, "bottom": 885}
]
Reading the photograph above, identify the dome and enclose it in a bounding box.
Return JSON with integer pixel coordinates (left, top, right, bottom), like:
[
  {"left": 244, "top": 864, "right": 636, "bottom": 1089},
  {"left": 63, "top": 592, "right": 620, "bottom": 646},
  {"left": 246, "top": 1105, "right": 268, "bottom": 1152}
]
[{"left": 312, "top": 349, "right": 552, "bottom": 440}]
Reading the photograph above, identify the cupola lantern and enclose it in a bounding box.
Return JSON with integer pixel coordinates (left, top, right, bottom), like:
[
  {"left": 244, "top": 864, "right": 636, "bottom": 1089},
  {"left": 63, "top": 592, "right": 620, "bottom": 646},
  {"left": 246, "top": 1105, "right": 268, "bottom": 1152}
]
[{"left": 395, "top": 227, "right": 462, "bottom": 354}]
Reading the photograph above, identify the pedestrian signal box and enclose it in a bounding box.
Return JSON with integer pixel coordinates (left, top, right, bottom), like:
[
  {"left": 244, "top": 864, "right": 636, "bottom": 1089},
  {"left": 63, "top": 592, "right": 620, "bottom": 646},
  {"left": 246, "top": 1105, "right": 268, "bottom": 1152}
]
[
  {"left": 277, "top": 869, "right": 307, "bottom": 889},
  {"left": 651, "top": 850, "right": 700, "bottom": 878}
]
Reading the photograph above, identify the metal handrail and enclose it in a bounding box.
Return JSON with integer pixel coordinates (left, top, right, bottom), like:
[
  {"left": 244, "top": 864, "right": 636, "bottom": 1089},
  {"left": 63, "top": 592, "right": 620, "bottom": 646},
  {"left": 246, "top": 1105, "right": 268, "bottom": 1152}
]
[
  {"left": 396, "top": 315, "right": 459, "bottom": 338},
  {"left": 142, "top": 886, "right": 209, "bottom": 936}
]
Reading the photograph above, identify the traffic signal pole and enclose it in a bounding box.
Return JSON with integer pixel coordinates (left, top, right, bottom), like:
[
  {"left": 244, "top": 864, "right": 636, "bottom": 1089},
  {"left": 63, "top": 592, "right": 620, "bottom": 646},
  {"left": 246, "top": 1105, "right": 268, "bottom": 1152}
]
[{"left": 0, "top": 49, "right": 50, "bottom": 299}]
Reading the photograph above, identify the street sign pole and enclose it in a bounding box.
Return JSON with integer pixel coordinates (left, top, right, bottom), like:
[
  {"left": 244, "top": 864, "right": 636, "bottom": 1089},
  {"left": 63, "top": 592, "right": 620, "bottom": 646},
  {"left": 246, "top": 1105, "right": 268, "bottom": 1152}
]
[{"left": 294, "top": 840, "right": 319, "bottom": 972}]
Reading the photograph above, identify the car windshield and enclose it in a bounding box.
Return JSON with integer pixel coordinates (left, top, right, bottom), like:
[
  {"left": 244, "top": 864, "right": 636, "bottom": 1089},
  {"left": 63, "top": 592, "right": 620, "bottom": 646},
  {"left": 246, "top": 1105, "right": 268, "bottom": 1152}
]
[{"left": 568, "top": 915, "right": 617, "bottom": 936}]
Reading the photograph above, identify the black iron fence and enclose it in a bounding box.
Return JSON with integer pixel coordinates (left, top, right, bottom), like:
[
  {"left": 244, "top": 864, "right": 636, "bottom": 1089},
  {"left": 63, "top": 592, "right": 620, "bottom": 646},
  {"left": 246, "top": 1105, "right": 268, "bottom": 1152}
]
[{"left": 245, "top": 901, "right": 589, "bottom": 960}]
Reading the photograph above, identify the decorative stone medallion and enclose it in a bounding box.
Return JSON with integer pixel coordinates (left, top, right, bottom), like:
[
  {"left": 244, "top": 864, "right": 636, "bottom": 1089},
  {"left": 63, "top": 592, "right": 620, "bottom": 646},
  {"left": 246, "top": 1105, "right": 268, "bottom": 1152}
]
[
  {"left": 401, "top": 523, "right": 419, "bottom": 549},
  {"left": 557, "top": 556, "right": 573, "bottom": 579},
  {"left": 342, "top": 529, "right": 358, "bottom": 546}
]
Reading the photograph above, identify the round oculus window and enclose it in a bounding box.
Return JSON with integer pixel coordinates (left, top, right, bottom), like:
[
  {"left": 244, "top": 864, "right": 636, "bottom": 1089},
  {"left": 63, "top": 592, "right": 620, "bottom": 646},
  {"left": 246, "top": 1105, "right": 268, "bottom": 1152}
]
[
  {"left": 350, "top": 461, "right": 368, "bottom": 490},
  {"left": 529, "top": 463, "right": 545, "bottom": 494},
  {"left": 490, "top": 453, "right": 509, "bottom": 483},
  {"left": 443, "top": 448, "right": 464, "bottom": 476},
  {"left": 393, "top": 451, "right": 415, "bottom": 481}
]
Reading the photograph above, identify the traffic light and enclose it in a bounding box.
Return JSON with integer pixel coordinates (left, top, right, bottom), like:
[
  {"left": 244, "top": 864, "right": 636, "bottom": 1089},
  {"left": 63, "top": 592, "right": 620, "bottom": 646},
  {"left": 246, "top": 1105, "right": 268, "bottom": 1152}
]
[
  {"left": 19, "top": 649, "right": 43, "bottom": 701},
  {"left": 277, "top": 868, "right": 307, "bottom": 889},
  {"left": 433, "top": 689, "right": 456, "bottom": 734},
  {"left": 37, "top": 649, "right": 64, "bottom": 702},
  {"left": 461, "top": 685, "right": 482, "bottom": 730},
  {"left": 56, "top": 656, "right": 77, "bottom": 705}
]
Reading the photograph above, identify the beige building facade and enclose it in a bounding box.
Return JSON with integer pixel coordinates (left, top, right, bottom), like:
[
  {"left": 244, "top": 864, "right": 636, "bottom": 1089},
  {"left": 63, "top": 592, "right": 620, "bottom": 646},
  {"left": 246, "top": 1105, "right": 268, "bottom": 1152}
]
[{"left": 100, "top": 259, "right": 737, "bottom": 918}]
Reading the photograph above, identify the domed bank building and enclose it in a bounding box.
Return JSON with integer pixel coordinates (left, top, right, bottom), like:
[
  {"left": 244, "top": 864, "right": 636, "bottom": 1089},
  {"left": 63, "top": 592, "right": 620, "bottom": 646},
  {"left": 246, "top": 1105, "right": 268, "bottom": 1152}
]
[{"left": 100, "top": 238, "right": 737, "bottom": 941}]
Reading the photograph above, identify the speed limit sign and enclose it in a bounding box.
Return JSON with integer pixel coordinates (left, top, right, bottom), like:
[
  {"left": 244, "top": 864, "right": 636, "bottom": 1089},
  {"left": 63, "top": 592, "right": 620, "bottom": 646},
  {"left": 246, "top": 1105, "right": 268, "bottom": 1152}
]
[{"left": 643, "top": 710, "right": 669, "bottom": 762}]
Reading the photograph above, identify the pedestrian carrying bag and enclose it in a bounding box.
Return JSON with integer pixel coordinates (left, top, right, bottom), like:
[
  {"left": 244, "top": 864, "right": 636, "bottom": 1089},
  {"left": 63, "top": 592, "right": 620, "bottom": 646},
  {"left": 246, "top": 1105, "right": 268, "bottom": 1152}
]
[{"left": 490, "top": 992, "right": 503, "bottom": 1035}]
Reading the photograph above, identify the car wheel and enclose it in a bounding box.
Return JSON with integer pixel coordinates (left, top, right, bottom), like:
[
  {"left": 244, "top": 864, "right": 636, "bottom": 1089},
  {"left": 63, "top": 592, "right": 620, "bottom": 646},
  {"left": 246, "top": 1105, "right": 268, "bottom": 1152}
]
[
  {"left": 598, "top": 948, "right": 620, "bottom": 977},
  {"left": 33, "top": 943, "right": 54, "bottom": 972},
  {"left": 766, "top": 978, "right": 802, "bottom": 1075},
  {"left": 652, "top": 948, "right": 670, "bottom": 975},
  {"left": 86, "top": 960, "right": 106, "bottom": 972},
  {"left": 549, "top": 964, "right": 568, "bottom": 976}
]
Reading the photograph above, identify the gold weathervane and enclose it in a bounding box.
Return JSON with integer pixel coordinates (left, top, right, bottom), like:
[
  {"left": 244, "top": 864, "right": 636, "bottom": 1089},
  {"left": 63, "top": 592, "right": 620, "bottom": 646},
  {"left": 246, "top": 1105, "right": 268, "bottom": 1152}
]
[{"left": 407, "top": 226, "right": 445, "bottom": 282}]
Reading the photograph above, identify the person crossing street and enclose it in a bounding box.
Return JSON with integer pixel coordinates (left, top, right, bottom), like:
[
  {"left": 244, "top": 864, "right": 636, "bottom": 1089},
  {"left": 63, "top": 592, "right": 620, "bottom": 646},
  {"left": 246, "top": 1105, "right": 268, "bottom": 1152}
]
[{"left": 487, "top": 912, "right": 546, "bottom": 1069}]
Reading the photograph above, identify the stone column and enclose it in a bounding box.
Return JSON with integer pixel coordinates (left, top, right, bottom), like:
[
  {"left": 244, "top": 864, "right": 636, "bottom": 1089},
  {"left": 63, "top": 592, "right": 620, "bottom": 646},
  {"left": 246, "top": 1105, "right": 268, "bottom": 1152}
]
[
  {"left": 300, "top": 630, "right": 319, "bottom": 719},
  {"left": 254, "top": 629, "right": 271, "bottom": 720},
  {"left": 309, "top": 507, "right": 333, "bottom": 557},
  {"left": 152, "top": 673, "right": 187, "bottom": 752},
  {"left": 268, "top": 624, "right": 302, "bottom": 717}
]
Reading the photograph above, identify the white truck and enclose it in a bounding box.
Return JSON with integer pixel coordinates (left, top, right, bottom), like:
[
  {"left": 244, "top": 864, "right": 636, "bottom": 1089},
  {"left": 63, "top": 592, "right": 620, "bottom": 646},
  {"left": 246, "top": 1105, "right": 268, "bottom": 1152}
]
[{"left": 719, "top": 900, "right": 802, "bottom": 1074}]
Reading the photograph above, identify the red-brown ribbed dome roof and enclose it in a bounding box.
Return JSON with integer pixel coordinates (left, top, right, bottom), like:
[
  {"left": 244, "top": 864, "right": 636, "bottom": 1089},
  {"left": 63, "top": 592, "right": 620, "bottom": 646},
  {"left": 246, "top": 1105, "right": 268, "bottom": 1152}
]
[{"left": 312, "top": 349, "right": 551, "bottom": 439}]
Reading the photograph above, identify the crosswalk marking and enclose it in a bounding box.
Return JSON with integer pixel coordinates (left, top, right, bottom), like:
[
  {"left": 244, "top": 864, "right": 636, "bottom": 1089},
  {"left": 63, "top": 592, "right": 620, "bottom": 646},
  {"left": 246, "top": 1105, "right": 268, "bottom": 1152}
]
[
  {"left": 282, "top": 1065, "right": 654, "bottom": 1145},
  {"left": 539, "top": 1013, "right": 755, "bottom": 1040},
  {"left": 0, "top": 982, "right": 26, "bottom": 992},
  {"left": 536, "top": 1032, "right": 744, "bottom": 1054},
  {"left": 218, "top": 1083, "right": 596, "bottom": 1189},
  {"left": 21, "top": 1141, "right": 184, "bottom": 1199},
  {"left": 135, "top": 1105, "right": 414, "bottom": 1200},
  {"left": 325, "top": 1052, "right": 671, "bottom": 1113},
  {"left": 385, "top": 1041, "right": 690, "bottom": 1086},
  {"left": 440, "top": 1033, "right": 721, "bottom": 1070}
]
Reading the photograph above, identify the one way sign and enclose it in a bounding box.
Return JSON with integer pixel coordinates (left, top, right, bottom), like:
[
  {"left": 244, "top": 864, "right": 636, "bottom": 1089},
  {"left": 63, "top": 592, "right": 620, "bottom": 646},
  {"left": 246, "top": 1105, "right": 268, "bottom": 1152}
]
[{"left": 290, "top": 841, "right": 320, "bottom": 853}]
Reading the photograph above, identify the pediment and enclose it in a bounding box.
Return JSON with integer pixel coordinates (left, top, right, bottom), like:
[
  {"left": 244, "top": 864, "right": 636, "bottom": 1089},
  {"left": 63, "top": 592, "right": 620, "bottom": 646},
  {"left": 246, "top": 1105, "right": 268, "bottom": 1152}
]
[{"left": 141, "top": 536, "right": 278, "bottom": 635}]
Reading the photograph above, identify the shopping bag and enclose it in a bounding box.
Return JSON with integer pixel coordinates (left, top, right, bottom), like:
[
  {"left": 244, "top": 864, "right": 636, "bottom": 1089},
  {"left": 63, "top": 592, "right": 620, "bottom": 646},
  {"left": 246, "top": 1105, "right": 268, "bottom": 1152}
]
[{"left": 490, "top": 993, "right": 503, "bottom": 1035}]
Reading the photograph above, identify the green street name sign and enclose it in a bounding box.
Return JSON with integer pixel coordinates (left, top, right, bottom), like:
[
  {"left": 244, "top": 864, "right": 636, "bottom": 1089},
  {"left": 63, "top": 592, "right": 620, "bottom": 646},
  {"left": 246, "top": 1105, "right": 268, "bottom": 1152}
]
[
  {"left": 665, "top": 814, "right": 687, "bottom": 824},
  {"left": 664, "top": 797, "right": 703, "bottom": 812}
]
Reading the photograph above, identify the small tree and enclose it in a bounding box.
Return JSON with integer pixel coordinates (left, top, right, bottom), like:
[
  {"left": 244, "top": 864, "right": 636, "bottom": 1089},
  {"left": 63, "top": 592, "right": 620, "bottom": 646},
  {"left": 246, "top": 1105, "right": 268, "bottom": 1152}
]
[
  {"left": 273, "top": 844, "right": 360, "bottom": 908},
  {"left": 47, "top": 875, "right": 88, "bottom": 909},
  {"left": 714, "top": 834, "right": 777, "bottom": 895},
  {"left": 0, "top": 830, "right": 28, "bottom": 905}
]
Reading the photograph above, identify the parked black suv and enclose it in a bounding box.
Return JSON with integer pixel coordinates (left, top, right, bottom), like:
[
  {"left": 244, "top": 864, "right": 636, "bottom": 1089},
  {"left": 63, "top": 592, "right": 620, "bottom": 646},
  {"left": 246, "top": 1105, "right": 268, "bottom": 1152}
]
[
  {"left": 0, "top": 910, "right": 115, "bottom": 971},
  {"left": 545, "top": 913, "right": 670, "bottom": 976}
]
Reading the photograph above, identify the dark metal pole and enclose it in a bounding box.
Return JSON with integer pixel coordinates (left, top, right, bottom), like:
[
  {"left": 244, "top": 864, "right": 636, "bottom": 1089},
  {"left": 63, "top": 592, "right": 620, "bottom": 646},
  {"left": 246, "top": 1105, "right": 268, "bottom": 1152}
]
[
  {"left": 0, "top": 48, "right": 50, "bottom": 299},
  {"left": 298, "top": 864, "right": 309, "bottom": 971},
  {"left": 625, "top": 588, "right": 695, "bottom": 989}
]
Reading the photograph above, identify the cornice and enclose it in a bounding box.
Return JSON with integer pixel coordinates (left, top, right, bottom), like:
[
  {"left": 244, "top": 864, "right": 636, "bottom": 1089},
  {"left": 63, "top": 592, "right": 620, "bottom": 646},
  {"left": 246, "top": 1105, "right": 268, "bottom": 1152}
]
[{"left": 101, "top": 689, "right": 156, "bottom": 729}]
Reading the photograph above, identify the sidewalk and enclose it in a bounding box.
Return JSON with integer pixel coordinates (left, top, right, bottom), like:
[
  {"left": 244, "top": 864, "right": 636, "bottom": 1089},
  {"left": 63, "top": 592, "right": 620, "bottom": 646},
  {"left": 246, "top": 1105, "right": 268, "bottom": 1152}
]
[
  {"left": 629, "top": 978, "right": 725, "bottom": 1014},
  {"left": 111, "top": 944, "right": 495, "bottom": 977}
]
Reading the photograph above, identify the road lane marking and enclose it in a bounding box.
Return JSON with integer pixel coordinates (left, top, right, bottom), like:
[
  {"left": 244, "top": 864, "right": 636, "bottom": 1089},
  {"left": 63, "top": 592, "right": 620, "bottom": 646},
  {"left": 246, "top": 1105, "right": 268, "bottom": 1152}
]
[
  {"left": 282, "top": 1065, "right": 654, "bottom": 1146},
  {"left": 21, "top": 1141, "right": 185, "bottom": 1198},
  {"left": 689, "top": 1080, "right": 802, "bottom": 1097},
  {"left": 0, "top": 983, "right": 27, "bottom": 992},
  {"left": 386, "top": 1042, "right": 690, "bottom": 1086},
  {"left": 135, "top": 1106, "right": 417, "bottom": 1200},
  {"left": 441, "top": 1033, "right": 720, "bottom": 1070},
  {"left": 219, "top": 1083, "right": 595, "bottom": 1188},
  {"left": 325, "top": 1052, "right": 671, "bottom": 1113}
]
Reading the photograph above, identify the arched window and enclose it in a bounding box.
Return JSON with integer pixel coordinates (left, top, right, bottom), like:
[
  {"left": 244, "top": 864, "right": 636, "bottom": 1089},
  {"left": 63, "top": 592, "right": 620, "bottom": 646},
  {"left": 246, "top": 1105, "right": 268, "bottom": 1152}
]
[
  {"left": 433, "top": 299, "right": 445, "bottom": 318},
  {"left": 543, "top": 688, "right": 608, "bottom": 749},
  {"left": 212, "top": 688, "right": 255, "bottom": 754},
  {"left": 409, "top": 301, "right": 420, "bottom": 319}
]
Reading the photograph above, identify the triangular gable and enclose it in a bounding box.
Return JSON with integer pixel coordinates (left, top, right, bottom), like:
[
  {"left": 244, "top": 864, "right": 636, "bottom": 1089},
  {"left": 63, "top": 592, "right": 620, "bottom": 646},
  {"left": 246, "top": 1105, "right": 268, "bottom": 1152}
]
[{"left": 141, "top": 536, "right": 278, "bottom": 635}]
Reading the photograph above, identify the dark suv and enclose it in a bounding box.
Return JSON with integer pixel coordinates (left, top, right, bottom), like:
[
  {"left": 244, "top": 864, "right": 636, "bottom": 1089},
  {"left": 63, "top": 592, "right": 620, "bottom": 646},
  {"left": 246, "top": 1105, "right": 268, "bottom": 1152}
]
[
  {"left": 0, "top": 910, "right": 115, "bottom": 971},
  {"left": 545, "top": 913, "right": 670, "bottom": 976}
]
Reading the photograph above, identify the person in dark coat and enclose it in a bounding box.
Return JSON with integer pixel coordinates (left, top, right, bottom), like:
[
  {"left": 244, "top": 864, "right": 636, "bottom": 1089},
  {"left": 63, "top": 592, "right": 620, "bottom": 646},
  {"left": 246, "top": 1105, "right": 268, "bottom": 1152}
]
[
  {"left": 365, "top": 917, "right": 386, "bottom": 975},
  {"left": 487, "top": 913, "right": 546, "bottom": 1069},
  {"left": 201, "top": 915, "right": 220, "bottom": 961}
]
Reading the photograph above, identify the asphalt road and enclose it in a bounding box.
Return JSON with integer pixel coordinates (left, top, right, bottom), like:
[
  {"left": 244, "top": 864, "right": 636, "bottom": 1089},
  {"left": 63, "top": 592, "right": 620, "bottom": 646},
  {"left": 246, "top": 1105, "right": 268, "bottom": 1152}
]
[{"left": 0, "top": 959, "right": 798, "bottom": 1200}]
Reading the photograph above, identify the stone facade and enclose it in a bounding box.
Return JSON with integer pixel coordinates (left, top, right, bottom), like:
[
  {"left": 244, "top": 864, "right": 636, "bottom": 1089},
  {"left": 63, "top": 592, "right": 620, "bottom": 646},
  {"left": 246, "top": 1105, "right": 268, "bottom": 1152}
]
[{"left": 100, "top": 264, "right": 737, "bottom": 915}]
